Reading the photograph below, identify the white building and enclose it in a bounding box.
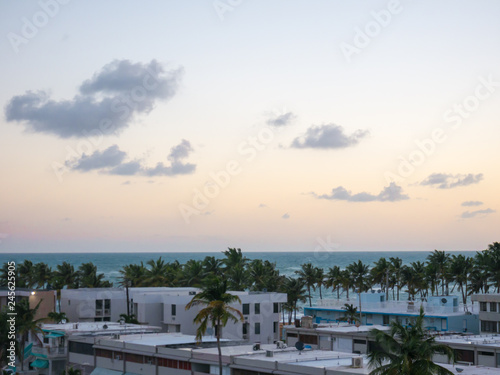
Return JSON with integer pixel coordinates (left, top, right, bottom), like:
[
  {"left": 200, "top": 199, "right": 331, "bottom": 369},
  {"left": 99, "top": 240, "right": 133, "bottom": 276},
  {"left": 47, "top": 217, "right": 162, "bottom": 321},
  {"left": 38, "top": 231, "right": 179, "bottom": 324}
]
[{"left": 60, "top": 287, "right": 287, "bottom": 343}]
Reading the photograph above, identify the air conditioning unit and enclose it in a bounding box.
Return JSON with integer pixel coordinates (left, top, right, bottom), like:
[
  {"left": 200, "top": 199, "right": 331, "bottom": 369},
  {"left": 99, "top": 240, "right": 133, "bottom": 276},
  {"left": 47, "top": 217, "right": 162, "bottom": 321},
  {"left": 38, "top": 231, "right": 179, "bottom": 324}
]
[
  {"left": 266, "top": 350, "right": 274, "bottom": 357},
  {"left": 352, "top": 357, "right": 363, "bottom": 368},
  {"left": 253, "top": 343, "right": 261, "bottom": 351},
  {"left": 276, "top": 341, "right": 287, "bottom": 349}
]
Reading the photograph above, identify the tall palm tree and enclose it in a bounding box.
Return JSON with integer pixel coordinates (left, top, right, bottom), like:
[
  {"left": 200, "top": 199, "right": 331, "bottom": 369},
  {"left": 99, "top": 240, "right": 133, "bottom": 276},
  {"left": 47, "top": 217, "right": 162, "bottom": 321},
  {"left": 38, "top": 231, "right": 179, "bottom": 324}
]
[
  {"left": 181, "top": 259, "right": 207, "bottom": 287},
  {"left": 325, "top": 266, "right": 342, "bottom": 299},
  {"left": 371, "top": 258, "right": 390, "bottom": 299},
  {"left": 202, "top": 256, "right": 223, "bottom": 277},
  {"left": 281, "top": 277, "right": 307, "bottom": 323},
  {"left": 390, "top": 257, "right": 403, "bottom": 301},
  {"left": 347, "top": 260, "right": 370, "bottom": 323},
  {"left": 18, "top": 260, "right": 37, "bottom": 289},
  {"left": 471, "top": 250, "right": 490, "bottom": 294},
  {"left": 34, "top": 262, "right": 52, "bottom": 289},
  {"left": 186, "top": 277, "right": 243, "bottom": 375},
  {"left": 16, "top": 299, "right": 46, "bottom": 371},
  {"left": 144, "top": 258, "right": 169, "bottom": 286},
  {"left": 486, "top": 242, "right": 500, "bottom": 292},
  {"left": 368, "top": 307, "right": 454, "bottom": 375},
  {"left": 449, "top": 254, "right": 473, "bottom": 309},
  {"left": 222, "top": 248, "right": 249, "bottom": 291},
  {"left": 295, "top": 263, "right": 317, "bottom": 307},
  {"left": 77, "top": 262, "right": 111, "bottom": 288},
  {"left": 427, "top": 250, "right": 451, "bottom": 296}
]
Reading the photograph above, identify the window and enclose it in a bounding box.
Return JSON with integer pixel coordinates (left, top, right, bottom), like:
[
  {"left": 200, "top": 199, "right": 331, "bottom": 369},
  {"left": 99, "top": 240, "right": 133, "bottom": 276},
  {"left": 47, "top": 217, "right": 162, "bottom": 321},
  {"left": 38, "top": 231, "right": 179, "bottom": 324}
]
[
  {"left": 287, "top": 333, "right": 298, "bottom": 338},
  {"left": 300, "top": 334, "right": 318, "bottom": 345},
  {"left": 103, "top": 317, "right": 110, "bottom": 322},
  {"left": 482, "top": 320, "right": 498, "bottom": 333},
  {"left": 125, "top": 353, "right": 144, "bottom": 363},
  {"left": 171, "top": 304, "right": 176, "bottom": 316},
  {"left": 454, "top": 349, "right": 474, "bottom": 364},
  {"left": 243, "top": 303, "right": 250, "bottom": 315},
  {"left": 480, "top": 302, "right": 487, "bottom": 312},
  {"left": 43, "top": 337, "right": 49, "bottom": 344},
  {"left": 383, "top": 315, "right": 390, "bottom": 325},
  {"left": 479, "top": 351, "right": 494, "bottom": 356},
  {"left": 104, "top": 299, "right": 110, "bottom": 310},
  {"left": 274, "top": 303, "right": 279, "bottom": 314},
  {"left": 68, "top": 341, "right": 94, "bottom": 356},
  {"left": 274, "top": 321, "right": 278, "bottom": 333},
  {"left": 255, "top": 303, "right": 260, "bottom": 314},
  {"left": 243, "top": 323, "right": 248, "bottom": 335},
  {"left": 144, "top": 356, "right": 155, "bottom": 365},
  {"left": 68, "top": 300, "right": 71, "bottom": 306},
  {"left": 354, "top": 339, "right": 366, "bottom": 344},
  {"left": 255, "top": 322, "right": 260, "bottom": 335},
  {"left": 491, "top": 302, "right": 497, "bottom": 312},
  {"left": 96, "top": 349, "right": 113, "bottom": 358},
  {"left": 96, "top": 300, "right": 103, "bottom": 310}
]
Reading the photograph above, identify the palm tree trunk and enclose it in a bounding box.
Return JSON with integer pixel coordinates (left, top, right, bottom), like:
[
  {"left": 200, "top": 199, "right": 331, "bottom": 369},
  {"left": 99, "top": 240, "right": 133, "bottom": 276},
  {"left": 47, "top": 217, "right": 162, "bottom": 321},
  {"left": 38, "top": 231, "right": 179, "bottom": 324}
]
[
  {"left": 126, "top": 284, "right": 130, "bottom": 316},
  {"left": 217, "top": 319, "right": 222, "bottom": 375},
  {"left": 358, "top": 283, "right": 362, "bottom": 324},
  {"left": 337, "top": 288, "right": 340, "bottom": 299},
  {"left": 307, "top": 286, "right": 312, "bottom": 307},
  {"left": 319, "top": 285, "right": 322, "bottom": 299}
]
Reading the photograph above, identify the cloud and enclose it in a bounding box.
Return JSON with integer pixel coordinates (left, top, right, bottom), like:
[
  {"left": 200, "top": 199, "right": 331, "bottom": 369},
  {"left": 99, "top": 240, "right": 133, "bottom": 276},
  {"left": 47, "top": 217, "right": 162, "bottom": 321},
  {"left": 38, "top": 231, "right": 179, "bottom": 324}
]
[
  {"left": 461, "top": 201, "right": 483, "bottom": 207},
  {"left": 70, "top": 145, "right": 126, "bottom": 171},
  {"left": 267, "top": 111, "right": 296, "bottom": 127},
  {"left": 5, "top": 59, "right": 183, "bottom": 138},
  {"left": 461, "top": 208, "right": 496, "bottom": 219},
  {"left": 258, "top": 204, "right": 268, "bottom": 208},
  {"left": 69, "top": 140, "right": 196, "bottom": 177},
  {"left": 314, "top": 182, "right": 409, "bottom": 202},
  {"left": 420, "top": 173, "right": 483, "bottom": 189},
  {"left": 282, "top": 213, "right": 290, "bottom": 219},
  {"left": 122, "top": 181, "right": 131, "bottom": 185},
  {"left": 291, "top": 124, "right": 368, "bottom": 149}
]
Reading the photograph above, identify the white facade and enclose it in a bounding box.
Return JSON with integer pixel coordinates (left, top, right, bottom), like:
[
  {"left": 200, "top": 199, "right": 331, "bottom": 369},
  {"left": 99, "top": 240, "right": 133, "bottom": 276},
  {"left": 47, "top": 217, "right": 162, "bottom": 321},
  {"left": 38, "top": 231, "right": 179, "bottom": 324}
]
[{"left": 60, "top": 287, "right": 287, "bottom": 343}]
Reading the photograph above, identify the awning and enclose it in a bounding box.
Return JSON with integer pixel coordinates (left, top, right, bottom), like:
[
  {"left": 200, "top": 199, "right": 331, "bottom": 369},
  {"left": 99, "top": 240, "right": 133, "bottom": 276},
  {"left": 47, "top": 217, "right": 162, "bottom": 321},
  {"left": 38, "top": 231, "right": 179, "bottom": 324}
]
[
  {"left": 45, "top": 333, "right": 64, "bottom": 338},
  {"left": 43, "top": 330, "right": 65, "bottom": 337},
  {"left": 24, "top": 343, "right": 33, "bottom": 357},
  {"left": 31, "top": 359, "right": 49, "bottom": 369},
  {"left": 90, "top": 368, "right": 124, "bottom": 375}
]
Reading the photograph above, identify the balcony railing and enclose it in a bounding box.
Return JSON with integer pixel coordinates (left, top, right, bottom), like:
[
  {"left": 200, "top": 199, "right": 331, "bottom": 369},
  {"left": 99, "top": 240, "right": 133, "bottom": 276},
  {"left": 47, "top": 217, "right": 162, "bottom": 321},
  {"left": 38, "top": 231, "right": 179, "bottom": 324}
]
[{"left": 32, "top": 346, "right": 67, "bottom": 357}]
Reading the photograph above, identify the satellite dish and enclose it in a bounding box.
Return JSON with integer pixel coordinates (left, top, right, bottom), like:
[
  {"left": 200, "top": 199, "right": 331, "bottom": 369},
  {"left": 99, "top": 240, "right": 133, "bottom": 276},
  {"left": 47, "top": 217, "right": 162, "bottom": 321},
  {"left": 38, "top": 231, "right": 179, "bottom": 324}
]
[
  {"left": 441, "top": 298, "right": 447, "bottom": 304},
  {"left": 295, "top": 341, "right": 304, "bottom": 351},
  {"left": 103, "top": 324, "right": 108, "bottom": 329}
]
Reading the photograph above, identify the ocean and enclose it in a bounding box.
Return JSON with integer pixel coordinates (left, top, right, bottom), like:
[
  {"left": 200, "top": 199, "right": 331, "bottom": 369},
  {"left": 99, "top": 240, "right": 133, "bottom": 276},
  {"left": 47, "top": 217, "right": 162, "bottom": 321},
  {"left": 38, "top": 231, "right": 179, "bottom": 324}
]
[{"left": 0, "top": 250, "right": 477, "bottom": 302}]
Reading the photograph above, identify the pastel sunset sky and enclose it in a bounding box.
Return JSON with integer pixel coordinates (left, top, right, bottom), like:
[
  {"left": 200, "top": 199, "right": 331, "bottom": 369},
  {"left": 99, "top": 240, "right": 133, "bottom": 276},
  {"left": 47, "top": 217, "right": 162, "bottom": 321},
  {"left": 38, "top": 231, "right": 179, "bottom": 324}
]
[{"left": 1, "top": 0, "right": 499, "bottom": 253}]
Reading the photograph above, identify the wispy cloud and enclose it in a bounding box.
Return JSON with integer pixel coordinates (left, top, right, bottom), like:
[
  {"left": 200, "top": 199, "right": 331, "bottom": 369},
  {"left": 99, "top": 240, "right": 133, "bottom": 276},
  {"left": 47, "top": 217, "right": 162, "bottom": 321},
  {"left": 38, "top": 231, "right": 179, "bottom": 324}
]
[
  {"left": 267, "top": 111, "right": 296, "bottom": 127},
  {"left": 461, "top": 201, "right": 483, "bottom": 207},
  {"left": 420, "top": 173, "right": 483, "bottom": 189},
  {"left": 313, "top": 182, "right": 409, "bottom": 202},
  {"left": 258, "top": 204, "right": 268, "bottom": 208},
  {"left": 68, "top": 140, "right": 196, "bottom": 177},
  {"left": 5, "top": 60, "right": 183, "bottom": 138},
  {"left": 291, "top": 124, "right": 368, "bottom": 149},
  {"left": 461, "top": 208, "right": 496, "bottom": 219},
  {"left": 282, "top": 213, "right": 290, "bottom": 219}
]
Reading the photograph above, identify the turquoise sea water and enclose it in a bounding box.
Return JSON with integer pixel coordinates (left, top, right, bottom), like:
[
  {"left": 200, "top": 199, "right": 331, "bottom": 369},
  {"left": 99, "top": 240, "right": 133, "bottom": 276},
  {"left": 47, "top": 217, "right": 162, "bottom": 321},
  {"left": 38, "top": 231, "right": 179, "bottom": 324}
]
[{"left": 0, "top": 251, "right": 477, "bottom": 302}]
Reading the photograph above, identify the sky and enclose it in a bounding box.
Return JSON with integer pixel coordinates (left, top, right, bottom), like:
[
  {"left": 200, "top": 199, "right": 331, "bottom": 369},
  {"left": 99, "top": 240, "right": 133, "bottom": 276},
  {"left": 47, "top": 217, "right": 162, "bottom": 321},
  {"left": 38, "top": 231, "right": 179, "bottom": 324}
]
[{"left": 0, "top": 0, "right": 499, "bottom": 253}]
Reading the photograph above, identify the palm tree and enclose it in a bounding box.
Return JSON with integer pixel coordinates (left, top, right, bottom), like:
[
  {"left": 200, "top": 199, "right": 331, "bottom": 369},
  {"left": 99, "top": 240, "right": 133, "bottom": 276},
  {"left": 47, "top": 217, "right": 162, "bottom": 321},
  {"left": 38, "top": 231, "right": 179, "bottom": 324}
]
[
  {"left": 119, "top": 264, "right": 145, "bottom": 316},
  {"left": 119, "top": 313, "right": 139, "bottom": 324},
  {"left": 340, "top": 303, "right": 359, "bottom": 324},
  {"left": 427, "top": 250, "right": 451, "bottom": 296},
  {"left": 34, "top": 262, "right": 52, "bottom": 289},
  {"left": 486, "top": 242, "right": 500, "bottom": 292},
  {"left": 325, "top": 266, "right": 343, "bottom": 299},
  {"left": 222, "top": 248, "right": 249, "bottom": 291},
  {"left": 181, "top": 259, "right": 207, "bottom": 287},
  {"left": 202, "top": 256, "right": 223, "bottom": 277},
  {"left": 371, "top": 258, "right": 390, "bottom": 299},
  {"left": 281, "top": 277, "right": 307, "bottom": 323},
  {"left": 77, "top": 262, "right": 111, "bottom": 288},
  {"left": 449, "top": 255, "right": 473, "bottom": 309},
  {"left": 18, "top": 260, "right": 37, "bottom": 288},
  {"left": 249, "top": 259, "right": 281, "bottom": 292},
  {"left": 144, "top": 258, "right": 169, "bottom": 286},
  {"left": 347, "top": 260, "right": 370, "bottom": 323},
  {"left": 62, "top": 367, "right": 82, "bottom": 375},
  {"left": 48, "top": 311, "right": 68, "bottom": 323},
  {"left": 390, "top": 257, "right": 403, "bottom": 301},
  {"left": 315, "top": 267, "right": 325, "bottom": 300},
  {"left": 368, "top": 307, "right": 454, "bottom": 375},
  {"left": 16, "top": 299, "right": 46, "bottom": 371},
  {"left": 295, "top": 263, "right": 317, "bottom": 307},
  {"left": 185, "top": 277, "right": 243, "bottom": 375}
]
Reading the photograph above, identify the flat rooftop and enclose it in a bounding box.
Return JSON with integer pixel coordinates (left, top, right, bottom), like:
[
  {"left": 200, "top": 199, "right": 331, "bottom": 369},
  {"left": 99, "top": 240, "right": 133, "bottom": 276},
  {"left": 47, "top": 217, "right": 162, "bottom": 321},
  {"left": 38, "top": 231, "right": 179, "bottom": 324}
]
[
  {"left": 100, "top": 332, "right": 227, "bottom": 347},
  {"left": 42, "top": 322, "right": 160, "bottom": 335}
]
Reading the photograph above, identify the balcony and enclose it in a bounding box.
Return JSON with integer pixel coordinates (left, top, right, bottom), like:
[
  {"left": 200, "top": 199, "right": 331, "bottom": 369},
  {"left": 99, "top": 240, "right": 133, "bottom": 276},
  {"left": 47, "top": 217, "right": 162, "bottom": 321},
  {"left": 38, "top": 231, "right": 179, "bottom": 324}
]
[{"left": 32, "top": 346, "right": 67, "bottom": 358}]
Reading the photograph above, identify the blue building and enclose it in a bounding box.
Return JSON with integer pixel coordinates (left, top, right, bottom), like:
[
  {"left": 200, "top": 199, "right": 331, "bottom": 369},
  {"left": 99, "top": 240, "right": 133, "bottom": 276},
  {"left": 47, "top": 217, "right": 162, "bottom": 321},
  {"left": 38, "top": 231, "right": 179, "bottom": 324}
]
[{"left": 304, "top": 292, "right": 479, "bottom": 334}]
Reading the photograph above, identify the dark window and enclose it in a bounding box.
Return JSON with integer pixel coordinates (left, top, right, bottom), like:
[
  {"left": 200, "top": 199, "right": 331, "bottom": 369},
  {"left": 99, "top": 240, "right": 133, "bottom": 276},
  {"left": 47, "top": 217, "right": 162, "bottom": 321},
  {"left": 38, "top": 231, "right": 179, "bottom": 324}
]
[
  {"left": 96, "top": 300, "right": 103, "bottom": 310},
  {"left": 454, "top": 349, "right": 474, "bottom": 364},
  {"left": 300, "top": 334, "right": 318, "bottom": 345},
  {"left": 144, "top": 356, "right": 155, "bottom": 365},
  {"left": 243, "top": 323, "right": 248, "bottom": 335},
  {"left": 274, "top": 321, "right": 278, "bottom": 333},
  {"left": 255, "top": 322, "right": 260, "bottom": 335},
  {"left": 480, "top": 302, "right": 487, "bottom": 312},
  {"left": 68, "top": 341, "right": 94, "bottom": 356},
  {"left": 125, "top": 353, "right": 144, "bottom": 364},
  {"left": 354, "top": 339, "right": 366, "bottom": 344},
  {"left": 104, "top": 299, "right": 110, "bottom": 310},
  {"left": 243, "top": 304, "right": 250, "bottom": 315},
  {"left": 479, "top": 351, "right": 494, "bottom": 356},
  {"left": 287, "top": 333, "right": 298, "bottom": 338},
  {"left": 491, "top": 303, "right": 497, "bottom": 312},
  {"left": 43, "top": 337, "right": 49, "bottom": 344},
  {"left": 172, "top": 304, "right": 176, "bottom": 316},
  {"left": 103, "top": 317, "right": 110, "bottom": 322},
  {"left": 96, "top": 349, "right": 113, "bottom": 359},
  {"left": 383, "top": 315, "right": 390, "bottom": 325},
  {"left": 482, "top": 320, "right": 498, "bottom": 333},
  {"left": 255, "top": 303, "right": 260, "bottom": 314},
  {"left": 274, "top": 303, "right": 279, "bottom": 314}
]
